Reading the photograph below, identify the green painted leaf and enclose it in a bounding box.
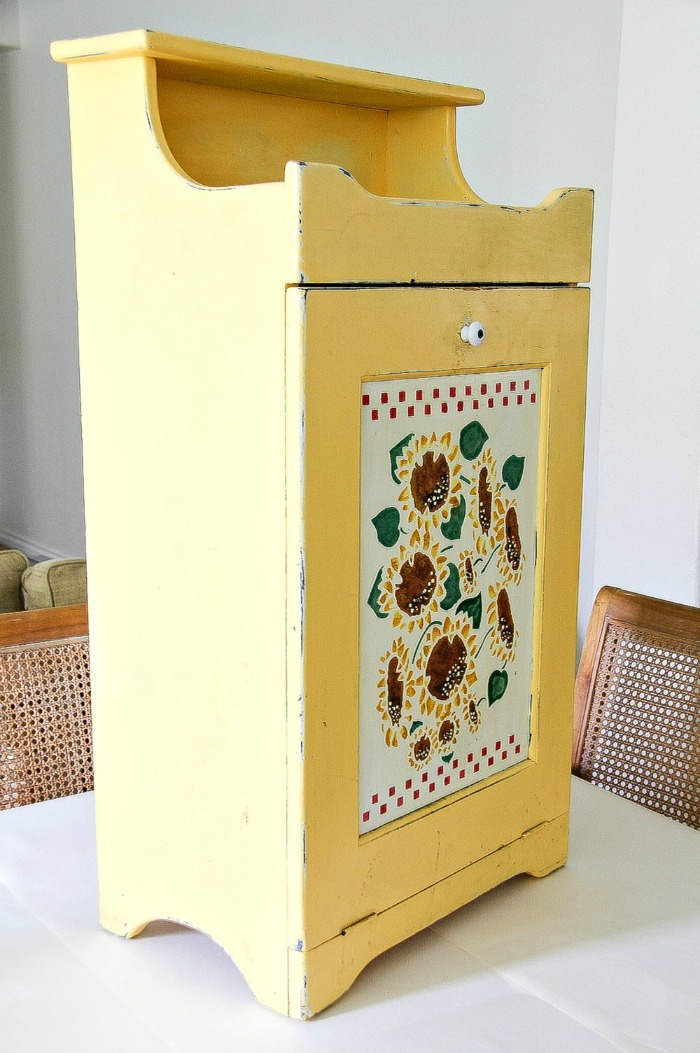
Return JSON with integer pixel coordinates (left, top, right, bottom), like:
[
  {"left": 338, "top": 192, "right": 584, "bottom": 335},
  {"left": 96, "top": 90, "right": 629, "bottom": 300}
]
[
  {"left": 441, "top": 752, "right": 454, "bottom": 764},
  {"left": 410, "top": 720, "right": 424, "bottom": 734},
  {"left": 372, "top": 506, "right": 401, "bottom": 548},
  {"left": 440, "top": 495, "right": 467, "bottom": 541},
  {"left": 488, "top": 668, "right": 509, "bottom": 705},
  {"left": 502, "top": 454, "right": 525, "bottom": 490},
  {"left": 460, "top": 420, "right": 489, "bottom": 460},
  {"left": 367, "top": 568, "right": 388, "bottom": 619},
  {"left": 440, "top": 562, "right": 461, "bottom": 611},
  {"left": 455, "top": 591, "right": 482, "bottom": 630},
  {"left": 390, "top": 433, "right": 414, "bottom": 483}
]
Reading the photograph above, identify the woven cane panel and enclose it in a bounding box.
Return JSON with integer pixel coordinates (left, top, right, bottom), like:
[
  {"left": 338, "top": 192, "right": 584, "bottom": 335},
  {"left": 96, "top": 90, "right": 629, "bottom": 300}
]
[
  {"left": 0, "top": 637, "right": 92, "bottom": 810},
  {"left": 579, "top": 624, "right": 700, "bottom": 829}
]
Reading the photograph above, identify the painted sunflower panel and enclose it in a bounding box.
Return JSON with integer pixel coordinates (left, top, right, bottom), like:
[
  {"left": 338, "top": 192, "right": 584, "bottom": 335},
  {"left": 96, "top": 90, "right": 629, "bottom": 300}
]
[{"left": 359, "top": 369, "right": 541, "bottom": 833}]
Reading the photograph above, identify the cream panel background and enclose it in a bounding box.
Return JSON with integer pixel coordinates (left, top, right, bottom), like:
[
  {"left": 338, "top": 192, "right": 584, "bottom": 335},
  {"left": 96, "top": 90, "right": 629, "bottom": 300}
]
[{"left": 360, "top": 368, "right": 541, "bottom": 832}]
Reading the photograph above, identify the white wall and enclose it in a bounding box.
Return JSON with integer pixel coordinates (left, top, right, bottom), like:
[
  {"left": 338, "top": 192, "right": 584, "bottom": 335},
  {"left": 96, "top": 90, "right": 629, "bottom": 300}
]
[
  {"left": 594, "top": 0, "right": 700, "bottom": 608},
  {"left": 0, "top": 0, "right": 623, "bottom": 642}
]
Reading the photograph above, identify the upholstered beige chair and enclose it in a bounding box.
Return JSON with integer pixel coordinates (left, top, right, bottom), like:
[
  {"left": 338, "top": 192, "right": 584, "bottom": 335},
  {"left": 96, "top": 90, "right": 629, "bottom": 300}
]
[{"left": 0, "top": 549, "right": 29, "bottom": 614}]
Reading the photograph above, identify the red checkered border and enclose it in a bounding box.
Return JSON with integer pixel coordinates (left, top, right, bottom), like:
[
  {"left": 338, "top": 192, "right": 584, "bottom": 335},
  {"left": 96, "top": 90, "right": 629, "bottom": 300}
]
[
  {"left": 361, "top": 733, "right": 524, "bottom": 827},
  {"left": 362, "top": 378, "right": 536, "bottom": 423}
]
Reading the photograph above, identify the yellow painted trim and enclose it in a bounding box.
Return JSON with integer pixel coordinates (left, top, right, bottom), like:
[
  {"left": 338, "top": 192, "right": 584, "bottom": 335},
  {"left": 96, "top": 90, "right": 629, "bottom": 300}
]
[{"left": 51, "top": 29, "right": 485, "bottom": 109}]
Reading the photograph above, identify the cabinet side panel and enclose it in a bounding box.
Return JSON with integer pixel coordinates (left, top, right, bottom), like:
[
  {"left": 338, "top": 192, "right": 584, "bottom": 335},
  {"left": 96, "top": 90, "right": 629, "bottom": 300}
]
[{"left": 65, "top": 56, "right": 294, "bottom": 1011}]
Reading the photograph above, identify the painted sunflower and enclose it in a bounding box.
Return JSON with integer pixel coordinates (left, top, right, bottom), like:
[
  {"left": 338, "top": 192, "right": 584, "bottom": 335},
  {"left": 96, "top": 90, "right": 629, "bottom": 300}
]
[
  {"left": 460, "top": 549, "right": 479, "bottom": 597},
  {"left": 379, "top": 527, "right": 449, "bottom": 630},
  {"left": 464, "top": 695, "right": 482, "bottom": 734},
  {"left": 467, "top": 447, "right": 505, "bottom": 557},
  {"left": 395, "top": 433, "right": 463, "bottom": 530},
  {"left": 407, "top": 723, "right": 437, "bottom": 772},
  {"left": 436, "top": 711, "right": 460, "bottom": 755},
  {"left": 415, "top": 616, "right": 478, "bottom": 720},
  {"left": 376, "top": 638, "right": 416, "bottom": 747},
  {"left": 495, "top": 500, "right": 525, "bottom": 586},
  {"left": 486, "top": 582, "right": 519, "bottom": 663}
]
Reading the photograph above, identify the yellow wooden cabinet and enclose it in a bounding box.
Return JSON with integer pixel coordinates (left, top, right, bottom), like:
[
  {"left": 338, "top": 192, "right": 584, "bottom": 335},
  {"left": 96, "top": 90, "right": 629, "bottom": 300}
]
[{"left": 53, "top": 31, "right": 592, "bottom": 1019}]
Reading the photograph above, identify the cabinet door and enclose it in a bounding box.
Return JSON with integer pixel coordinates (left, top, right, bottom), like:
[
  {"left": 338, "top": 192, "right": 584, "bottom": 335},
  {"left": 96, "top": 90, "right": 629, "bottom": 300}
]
[{"left": 286, "top": 285, "right": 589, "bottom": 957}]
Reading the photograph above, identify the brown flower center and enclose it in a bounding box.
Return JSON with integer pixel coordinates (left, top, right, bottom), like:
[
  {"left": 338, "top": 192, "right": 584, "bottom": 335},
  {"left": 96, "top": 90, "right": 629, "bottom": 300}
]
[
  {"left": 463, "top": 556, "right": 475, "bottom": 588},
  {"left": 478, "top": 466, "right": 493, "bottom": 534},
  {"left": 426, "top": 634, "right": 468, "bottom": 700},
  {"left": 438, "top": 718, "right": 456, "bottom": 747},
  {"left": 412, "top": 733, "right": 432, "bottom": 764},
  {"left": 468, "top": 698, "right": 480, "bottom": 728},
  {"left": 410, "top": 452, "right": 450, "bottom": 514},
  {"left": 505, "top": 507, "right": 522, "bottom": 571},
  {"left": 395, "top": 552, "right": 437, "bottom": 617},
  {"left": 386, "top": 656, "right": 404, "bottom": 725},
  {"left": 497, "top": 588, "right": 515, "bottom": 648}
]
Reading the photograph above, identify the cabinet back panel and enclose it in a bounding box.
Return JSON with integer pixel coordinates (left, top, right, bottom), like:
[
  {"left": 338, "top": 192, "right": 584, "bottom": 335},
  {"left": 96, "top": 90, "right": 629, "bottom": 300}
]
[{"left": 157, "top": 76, "right": 388, "bottom": 192}]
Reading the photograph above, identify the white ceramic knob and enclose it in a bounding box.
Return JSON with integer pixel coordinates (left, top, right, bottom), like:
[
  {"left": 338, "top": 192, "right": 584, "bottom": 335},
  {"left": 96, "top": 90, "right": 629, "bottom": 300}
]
[{"left": 460, "top": 320, "right": 485, "bottom": 346}]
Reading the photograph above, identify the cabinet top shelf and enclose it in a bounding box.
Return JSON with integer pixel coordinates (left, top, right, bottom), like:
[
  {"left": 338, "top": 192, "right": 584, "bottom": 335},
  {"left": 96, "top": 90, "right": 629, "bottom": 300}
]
[
  {"left": 52, "top": 28, "right": 592, "bottom": 285},
  {"left": 51, "top": 29, "right": 485, "bottom": 111}
]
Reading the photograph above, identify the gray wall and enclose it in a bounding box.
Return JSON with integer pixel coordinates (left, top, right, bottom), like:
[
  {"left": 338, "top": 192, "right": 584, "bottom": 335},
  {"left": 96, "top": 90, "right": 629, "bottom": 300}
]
[
  {"left": 594, "top": 0, "right": 700, "bottom": 607},
  {"left": 6, "top": 1, "right": 670, "bottom": 647}
]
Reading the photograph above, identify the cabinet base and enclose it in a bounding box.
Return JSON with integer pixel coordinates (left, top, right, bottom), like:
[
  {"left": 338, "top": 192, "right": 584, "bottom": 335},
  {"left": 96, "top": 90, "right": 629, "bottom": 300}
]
[{"left": 99, "top": 811, "right": 568, "bottom": 1019}]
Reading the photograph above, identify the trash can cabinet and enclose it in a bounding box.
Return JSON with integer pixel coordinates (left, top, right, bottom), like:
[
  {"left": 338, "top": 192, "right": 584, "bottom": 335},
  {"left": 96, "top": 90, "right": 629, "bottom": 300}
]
[{"left": 53, "top": 30, "right": 592, "bottom": 1019}]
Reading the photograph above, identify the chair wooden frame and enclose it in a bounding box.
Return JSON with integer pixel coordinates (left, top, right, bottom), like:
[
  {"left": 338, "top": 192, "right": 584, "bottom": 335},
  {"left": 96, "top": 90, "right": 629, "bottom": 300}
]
[
  {"left": 573, "top": 586, "right": 700, "bottom": 829},
  {"left": 0, "top": 604, "right": 91, "bottom": 810}
]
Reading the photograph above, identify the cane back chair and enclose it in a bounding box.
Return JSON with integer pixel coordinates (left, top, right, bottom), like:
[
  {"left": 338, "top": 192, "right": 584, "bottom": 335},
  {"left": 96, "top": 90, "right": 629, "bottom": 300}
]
[
  {"left": 573, "top": 586, "right": 700, "bottom": 829},
  {"left": 0, "top": 604, "right": 92, "bottom": 810}
]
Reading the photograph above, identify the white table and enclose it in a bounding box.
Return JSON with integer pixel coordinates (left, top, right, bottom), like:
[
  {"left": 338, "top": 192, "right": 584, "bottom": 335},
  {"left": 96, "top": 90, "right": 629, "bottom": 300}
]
[{"left": 1, "top": 778, "right": 699, "bottom": 1053}]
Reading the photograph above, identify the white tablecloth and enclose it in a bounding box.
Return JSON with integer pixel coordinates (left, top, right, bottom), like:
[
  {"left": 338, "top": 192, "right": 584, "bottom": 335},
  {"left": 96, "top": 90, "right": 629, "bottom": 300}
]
[{"left": 1, "top": 778, "right": 699, "bottom": 1053}]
